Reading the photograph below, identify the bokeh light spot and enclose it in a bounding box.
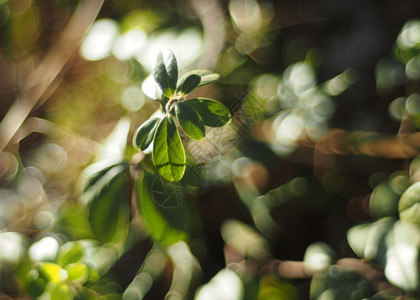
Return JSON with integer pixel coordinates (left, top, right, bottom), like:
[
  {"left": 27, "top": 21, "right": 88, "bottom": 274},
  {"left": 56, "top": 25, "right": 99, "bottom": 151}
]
[
  {"left": 112, "top": 29, "right": 147, "bottom": 61},
  {"left": 121, "top": 85, "right": 145, "bottom": 112},
  {"left": 80, "top": 19, "right": 119, "bottom": 61},
  {"left": 28, "top": 236, "right": 59, "bottom": 262},
  {"left": 388, "top": 97, "right": 406, "bottom": 121},
  {"left": 397, "top": 20, "right": 420, "bottom": 50}
]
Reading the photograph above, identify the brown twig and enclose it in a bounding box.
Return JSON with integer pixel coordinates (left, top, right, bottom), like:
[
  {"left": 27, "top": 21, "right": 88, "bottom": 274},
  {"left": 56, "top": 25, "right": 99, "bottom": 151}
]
[{"left": 0, "top": 0, "right": 105, "bottom": 153}]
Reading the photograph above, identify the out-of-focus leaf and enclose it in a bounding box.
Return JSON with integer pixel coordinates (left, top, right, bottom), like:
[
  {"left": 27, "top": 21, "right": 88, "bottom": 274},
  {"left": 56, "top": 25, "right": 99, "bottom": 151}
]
[
  {"left": 304, "top": 242, "right": 335, "bottom": 273},
  {"left": 82, "top": 243, "right": 120, "bottom": 279},
  {"left": 50, "top": 282, "right": 73, "bottom": 300},
  {"left": 386, "top": 219, "right": 420, "bottom": 247},
  {"left": 142, "top": 74, "right": 163, "bottom": 101},
  {"left": 363, "top": 217, "right": 394, "bottom": 264},
  {"left": 65, "top": 262, "right": 89, "bottom": 284},
  {"left": 123, "top": 245, "right": 168, "bottom": 300},
  {"left": 74, "top": 287, "right": 99, "bottom": 300},
  {"left": 26, "top": 270, "right": 48, "bottom": 298},
  {"left": 79, "top": 159, "right": 124, "bottom": 194},
  {"left": 310, "top": 265, "right": 371, "bottom": 300},
  {"left": 347, "top": 217, "right": 394, "bottom": 265},
  {"left": 176, "top": 74, "right": 201, "bottom": 95},
  {"left": 133, "top": 116, "right": 161, "bottom": 151},
  {"left": 37, "top": 262, "right": 67, "bottom": 283},
  {"left": 56, "top": 241, "right": 85, "bottom": 267},
  {"left": 369, "top": 182, "right": 399, "bottom": 219},
  {"left": 176, "top": 102, "right": 205, "bottom": 140},
  {"left": 221, "top": 219, "right": 269, "bottom": 260},
  {"left": 258, "top": 275, "right": 299, "bottom": 300},
  {"left": 152, "top": 49, "right": 178, "bottom": 97},
  {"left": 384, "top": 220, "right": 420, "bottom": 292},
  {"left": 195, "top": 268, "right": 243, "bottom": 300},
  {"left": 384, "top": 243, "right": 419, "bottom": 292},
  {"left": 58, "top": 203, "right": 94, "bottom": 240},
  {"left": 398, "top": 181, "right": 420, "bottom": 225},
  {"left": 178, "top": 70, "right": 219, "bottom": 88},
  {"left": 88, "top": 164, "right": 130, "bottom": 243},
  {"left": 184, "top": 98, "right": 231, "bottom": 127},
  {"left": 152, "top": 116, "right": 186, "bottom": 182},
  {"left": 347, "top": 223, "right": 372, "bottom": 259},
  {"left": 136, "top": 172, "right": 189, "bottom": 246},
  {"left": 367, "top": 288, "right": 403, "bottom": 300}
]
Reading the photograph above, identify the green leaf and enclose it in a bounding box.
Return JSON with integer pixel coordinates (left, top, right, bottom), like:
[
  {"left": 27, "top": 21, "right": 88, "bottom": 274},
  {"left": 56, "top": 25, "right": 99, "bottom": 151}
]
[
  {"left": 184, "top": 98, "right": 231, "bottom": 127},
  {"left": 363, "top": 217, "right": 394, "bottom": 264},
  {"left": 310, "top": 266, "right": 371, "bottom": 300},
  {"left": 136, "top": 172, "right": 189, "bottom": 246},
  {"left": 398, "top": 182, "right": 420, "bottom": 225},
  {"left": 56, "top": 241, "right": 85, "bottom": 267},
  {"left": 87, "top": 164, "right": 130, "bottom": 243},
  {"left": 152, "top": 49, "right": 178, "bottom": 97},
  {"left": 26, "top": 269, "right": 48, "bottom": 298},
  {"left": 176, "top": 74, "right": 201, "bottom": 95},
  {"left": 178, "top": 69, "right": 219, "bottom": 88},
  {"left": 303, "top": 242, "right": 335, "bottom": 273},
  {"left": 176, "top": 102, "right": 205, "bottom": 140},
  {"left": 347, "top": 217, "right": 394, "bottom": 265},
  {"left": 65, "top": 263, "right": 89, "bottom": 284},
  {"left": 152, "top": 116, "right": 186, "bottom": 182},
  {"left": 346, "top": 223, "right": 371, "bottom": 259},
  {"left": 50, "top": 282, "right": 73, "bottom": 300},
  {"left": 37, "top": 262, "right": 67, "bottom": 283},
  {"left": 384, "top": 220, "right": 420, "bottom": 292},
  {"left": 368, "top": 288, "right": 404, "bottom": 300},
  {"left": 258, "top": 275, "right": 299, "bottom": 300},
  {"left": 369, "top": 182, "right": 399, "bottom": 219},
  {"left": 133, "top": 117, "right": 161, "bottom": 151}
]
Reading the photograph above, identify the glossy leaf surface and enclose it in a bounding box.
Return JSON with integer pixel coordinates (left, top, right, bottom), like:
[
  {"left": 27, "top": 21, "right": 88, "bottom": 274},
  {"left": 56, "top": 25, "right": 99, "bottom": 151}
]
[
  {"left": 398, "top": 182, "right": 420, "bottom": 225},
  {"left": 136, "top": 172, "right": 189, "bottom": 246},
  {"left": 88, "top": 164, "right": 130, "bottom": 243},
  {"left": 133, "top": 116, "right": 161, "bottom": 151},
  {"left": 176, "top": 74, "right": 201, "bottom": 95},
  {"left": 178, "top": 69, "right": 219, "bottom": 88},
  {"left": 176, "top": 102, "right": 205, "bottom": 140},
  {"left": 184, "top": 98, "right": 231, "bottom": 127},
  {"left": 152, "top": 116, "right": 186, "bottom": 182},
  {"left": 152, "top": 49, "right": 178, "bottom": 97}
]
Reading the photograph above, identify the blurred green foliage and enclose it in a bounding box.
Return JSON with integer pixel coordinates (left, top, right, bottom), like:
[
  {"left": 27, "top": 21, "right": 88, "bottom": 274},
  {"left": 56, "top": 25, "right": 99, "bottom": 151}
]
[{"left": 1, "top": 0, "right": 420, "bottom": 299}]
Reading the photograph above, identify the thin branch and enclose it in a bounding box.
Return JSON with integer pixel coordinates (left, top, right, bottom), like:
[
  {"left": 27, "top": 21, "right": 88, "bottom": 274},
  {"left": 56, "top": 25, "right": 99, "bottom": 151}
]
[{"left": 0, "top": 0, "right": 105, "bottom": 153}]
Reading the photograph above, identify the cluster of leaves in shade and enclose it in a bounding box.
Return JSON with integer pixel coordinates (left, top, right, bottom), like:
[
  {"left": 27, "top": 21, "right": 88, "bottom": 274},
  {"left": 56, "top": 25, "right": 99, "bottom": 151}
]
[
  {"left": 133, "top": 49, "right": 231, "bottom": 182},
  {"left": 307, "top": 168, "right": 420, "bottom": 299}
]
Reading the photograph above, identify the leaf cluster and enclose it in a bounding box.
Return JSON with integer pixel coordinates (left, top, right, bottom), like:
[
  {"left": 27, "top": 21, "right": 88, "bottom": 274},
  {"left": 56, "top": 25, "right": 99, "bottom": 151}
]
[{"left": 133, "top": 49, "right": 231, "bottom": 181}]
